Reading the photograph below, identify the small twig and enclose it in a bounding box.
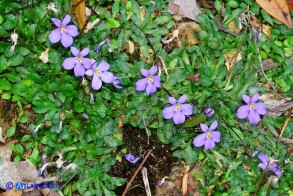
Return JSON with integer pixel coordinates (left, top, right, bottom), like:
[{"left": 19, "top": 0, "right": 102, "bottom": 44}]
[
  {"left": 60, "top": 172, "right": 78, "bottom": 190},
  {"left": 141, "top": 167, "right": 151, "bottom": 196},
  {"left": 34, "top": 9, "right": 50, "bottom": 44},
  {"left": 122, "top": 149, "right": 153, "bottom": 196},
  {"left": 253, "top": 163, "right": 269, "bottom": 196},
  {"left": 278, "top": 137, "right": 293, "bottom": 144},
  {"left": 216, "top": 110, "right": 246, "bottom": 146},
  {"left": 215, "top": 17, "right": 237, "bottom": 36},
  {"left": 278, "top": 110, "right": 292, "bottom": 138},
  {"left": 28, "top": 176, "right": 59, "bottom": 184},
  {"left": 224, "top": 7, "right": 250, "bottom": 89},
  {"left": 182, "top": 165, "right": 190, "bottom": 196}
]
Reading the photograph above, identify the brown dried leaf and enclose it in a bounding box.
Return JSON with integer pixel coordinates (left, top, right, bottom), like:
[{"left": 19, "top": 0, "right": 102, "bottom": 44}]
[
  {"left": 260, "top": 93, "right": 293, "bottom": 117},
  {"left": 0, "top": 141, "right": 13, "bottom": 161},
  {"left": 168, "top": 0, "right": 201, "bottom": 21},
  {"left": 224, "top": 51, "right": 242, "bottom": 74},
  {"left": 0, "top": 189, "right": 22, "bottom": 196},
  {"left": 128, "top": 40, "right": 135, "bottom": 54},
  {"left": 262, "top": 24, "right": 272, "bottom": 38},
  {"left": 72, "top": 0, "right": 86, "bottom": 30},
  {"left": 256, "top": 0, "right": 293, "bottom": 28},
  {"left": 228, "top": 21, "right": 241, "bottom": 35},
  {"left": 162, "top": 22, "right": 200, "bottom": 47}
]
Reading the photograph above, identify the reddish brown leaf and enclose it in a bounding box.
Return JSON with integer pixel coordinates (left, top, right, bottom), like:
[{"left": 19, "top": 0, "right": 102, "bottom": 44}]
[
  {"left": 287, "top": 0, "right": 293, "bottom": 9},
  {"left": 256, "top": 0, "right": 292, "bottom": 28},
  {"left": 72, "top": 0, "right": 86, "bottom": 30}
]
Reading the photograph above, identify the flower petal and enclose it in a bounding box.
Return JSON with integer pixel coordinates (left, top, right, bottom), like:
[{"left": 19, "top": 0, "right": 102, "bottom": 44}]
[
  {"left": 82, "top": 58, "right": 93, "bottom": 69},
  {"left": 237, "top": 105, "right": 250, "bottom": 119},
  {"left": 200, "top": 123, "right": 209, "bottom": 132},
  {"left": 62, "top": 57, "right": 76, "bottom": 70},
  {"left": 251, "top": 93, "right": 259, "bottom": 102},
  {"left": 97, "top": 60, "right": 110, "bottom": 71},
  {"left": 149, "top": 66, "right": 157, "bottom": 75},
  {"left": 80, "top": 47, "right": 90, "bottom": 57},
  {"left": 209, "top": 120, "right": 218, "bottom": 131},
  {"left": 85, "top": 69, "right": 94, "bottom": 76},
  {"left": 211, "top": 131, "right": 221, "bottom": 142},
  {"left": 136, "top": 78, "right": 148, "bottom": 91},
  {"left": 180, "top": 104, "right": 193, "bottom": 115},
  {"left": 274, "top": 169, "right": 282, "bottom": 178},
  {"left": 258, "top": 163, "right": 267, "bottom": 170},
  {"left": 258, "top": 154, "right": 269, "bottom": 163},
  {"left": 152, "top": 76, "right": 161, "bottom": 88},
  {"left": 162, "top": 106, "right": 175, "bottom": 119},
  {"left": 146, "top": 83, "right": 156, "bottom": 95},
  {"left": 74, "top": 63, "right": 85, "bottom": 76},
  {"left": 204, "top": 137, "right": 215, "bottom": 150},
  {"left": 62, "top": 14, "right": 71, "bottom": 26},
  {"left": 242, "top": 94, "right": 251, "bottom": 104},
  {"left": 173, "top": 110, "right": 185, "bottom": 124},
  {"left": 100, "top": 71, "right": 114, "bottom": 83},
  {"left": 61, "top": 33, "right": 73, "bottom": 47},
  {"left": 70, "top": 46, "right": 79, "bottom": 56},
  {"left": 254, "top": 103, "right": 266, "bottom": 115},
  {"left": 140, "top": 68, "right": 149, "bottom": 77},
  {"left": 178, "top": 94, "right": 187, "bottom": 104},
  {"left": 51, "top": 18, "right": 61, "bottom": 27},
  {"left": 92, "top": 75, "right": 102, "bottom": 90},
  {"left": 65, "top": 25, "right": 78, "bottom": 37},
  {"left": 192, "top": 133, "right": 206, "bottom": 147},
  {"left": 168, "top": 97, "right": 177, "bottom": 105},
  {"left": 248, "top": 109, "right": 260, "bottom": 124},
  {"left": 49, "top": 28, "right": 61, "bottom": 43},
  {"left": 204, "top": 108, "right": 214, "bottom": 117}
]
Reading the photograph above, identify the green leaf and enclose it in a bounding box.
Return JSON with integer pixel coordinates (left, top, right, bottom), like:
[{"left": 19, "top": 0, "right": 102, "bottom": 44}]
[
  {"left": 73, "top": 101, "right": 85, "bottom": 113},
  {"left": 106, "top": 18, "right": 120, "bottom": 28},
  {"left": 15, "top": 144, "right": 24, "bottom": 154},
  {"left": 228, "top": 127, "right": 244, "bottom": 141},
  {"left": 18, "top": 116, "right": 29, "bottom": 123},
  {"left": 21, "top": 135, "right": 31, "bottom": 142},
  {"left": 6, "top": 125, "right": 16, "bottom": 137},
  {"left": 183, "top": 114, "right": 206, "bottom": 128},
  {"left": 0, "top": 78, "right": 11, "bottom": 90},
  {"left": 2, "top": 93, "right": 11, "bottom": 99}
]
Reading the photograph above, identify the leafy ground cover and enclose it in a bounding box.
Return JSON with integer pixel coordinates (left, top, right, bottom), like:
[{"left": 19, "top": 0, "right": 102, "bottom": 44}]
[{"left": 0, "top": 0, "right": 292, "bottom": 195}]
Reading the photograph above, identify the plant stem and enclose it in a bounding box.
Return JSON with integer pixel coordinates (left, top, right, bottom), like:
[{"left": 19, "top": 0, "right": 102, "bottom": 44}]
[
  {"left": 216, "top": 109, "right": 245, "bottom": 146},
  {"left": 122, "top": 149, "right": 153, "bottom": 196}
]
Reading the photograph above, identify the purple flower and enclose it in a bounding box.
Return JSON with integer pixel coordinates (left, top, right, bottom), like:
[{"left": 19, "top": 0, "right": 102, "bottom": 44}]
[
  {"left": 237, "top": 93, "right": 266, "bottom": 124},
  {"left": 113, "top": 76, "right": 123, "bottom": 88},
  {"left": 62, "top": 47, "right": 92, "bottom": 76},
  {"left": 135, "top": 66, "right": 161, "bottom": 95},
  {"left": 204, "top": 108, "right": 214, "bottom": 117},
  {"left": 49, "top": 14, "right": 78, "bottom": 47},
  {"left": 157, "top": 177, "right": 168, "bottom": 187},
  {"left": 193, "top": 120, "right": 221, "bottom": 150},
  {"left": 95, "top": 38, "right": 113, "bottom": 53},
  {"left": 258, "top": 154, "right": 282, "bottom": 178},
  {"left": 124, "top": 153, "right": 141, "bottom": 164},
  {"left": 162, "top": 94, "right": 193, "bottom": 125},
  {"left": 85, "top": 60, "right": 114, "bottom": 90}
]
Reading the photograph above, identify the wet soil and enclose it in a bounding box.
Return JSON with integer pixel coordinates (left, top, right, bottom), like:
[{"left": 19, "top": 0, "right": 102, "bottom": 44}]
[
  {"left": 0, "top": 98, "right": 35, "bottom": 137},
  {"left": 110, "top": 125, "right": 179, "bottom": 196}
]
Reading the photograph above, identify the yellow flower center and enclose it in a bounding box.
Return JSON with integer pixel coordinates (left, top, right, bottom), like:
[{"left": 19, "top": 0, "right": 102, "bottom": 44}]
[
  {"left": 175, "top": 104, "right": 180, "bottom": 110},
  {"left": 95, "top": 70, "right": 100, "bottom": 75},
  {"left": 207, "top": 132, "right": 211, "bottom": 137},
  {"left": 148, "top": 77, "right": 153, "bottom": 82},
  {"left": 249, "top": 103, "right": 255, "bottom": 109},
  {"left": 77, "top": 57, "right": 82, "bottom": 62},
  {"left": 61, "top": 27, "right": 66, "bottom": 32}
]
